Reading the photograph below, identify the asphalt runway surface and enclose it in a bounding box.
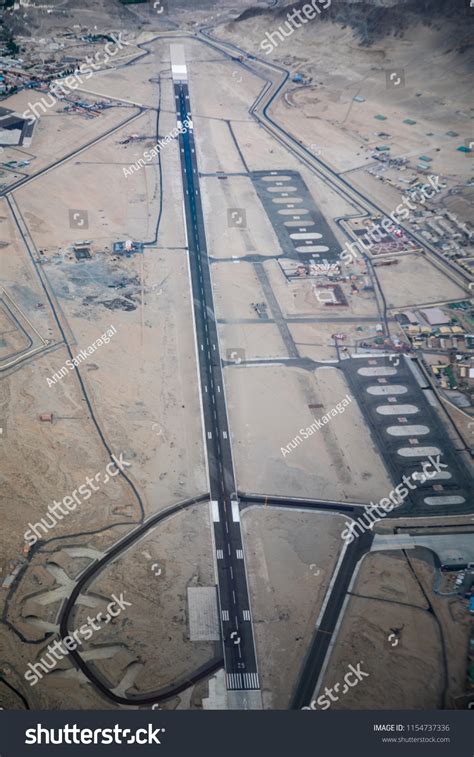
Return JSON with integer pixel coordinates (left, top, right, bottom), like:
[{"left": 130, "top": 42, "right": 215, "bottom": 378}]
[
  {"left": 251, "top": 169, "right": 341, "bottom": 265},
  {"left": 176, "top": 81, "right": 260, "bottom": 692},
  {"left": 343, "top": 354, "right": 472, "bottom": 517}
]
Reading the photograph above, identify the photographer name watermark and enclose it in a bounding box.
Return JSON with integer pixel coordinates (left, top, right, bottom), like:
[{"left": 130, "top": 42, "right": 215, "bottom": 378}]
[
  {"left": 47, "top": 325, "right": 117, "bottom": 388},
  {"left": 281, "top": 393, "right": 353, "bottom": 457},
  {"left": 123, "top": 119, "right": 192, "bottom": 178}
]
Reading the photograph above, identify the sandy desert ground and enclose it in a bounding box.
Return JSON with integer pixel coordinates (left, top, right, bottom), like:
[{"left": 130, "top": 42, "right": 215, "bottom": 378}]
[
  {"left": 0, "top": 1, "right": 472, "bottom": 712},
  {"left": 316, "top": 548, "right": 470, "bottom": 710}
]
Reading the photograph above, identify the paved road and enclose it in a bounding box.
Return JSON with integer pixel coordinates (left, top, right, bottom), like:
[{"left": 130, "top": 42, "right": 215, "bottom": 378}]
[
  {"left": 254, "top": 262, "right": 299, "bottom": 357},
  {"left": 58, "top": 495, "right": 222, "bottom": 706},
  {"left": 176, "top": 81, "right": 260, "bottom": 693},
  {"left": 290, "top": 530, "right": 373, "bottom": 709}
]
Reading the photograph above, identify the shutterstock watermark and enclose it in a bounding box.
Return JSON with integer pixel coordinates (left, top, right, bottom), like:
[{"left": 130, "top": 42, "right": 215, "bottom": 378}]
[
  {"left": 24, "top": 593, "right": 132, "bottom": 687},
  {"left": 23, "top": 453, "right": 132, "bottom": 547},
  {"left": 22, "top": 33, "right": 129, "bottom": 124},
  {"left": 281, "top": 393, "right": 352, "bottom": 457},
  {"left": 25, "top": 724, "right": 164, "bottom": 746},
  {"left": 302, "top": 661, "right": 370, "bottom": 710},
  {"left": 340, "top": 175, "right": 445, "bottom": 266},
  {"left": 341, "top": 455, "right": 448, "bottom": 544},
  {"left": 47, "top": 325, "right": 117, "bottom": 388},
  {"left": 260, "top": 0, "right": 331, "bottom": 55},
  {"left": 123, "top": 118, "right": 192, "bottom": 178}
]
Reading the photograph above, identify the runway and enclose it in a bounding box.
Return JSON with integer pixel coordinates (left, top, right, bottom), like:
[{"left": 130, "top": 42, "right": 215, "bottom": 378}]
[{"left": 174, "top": 71, "right": 260, "bottom": 695}]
